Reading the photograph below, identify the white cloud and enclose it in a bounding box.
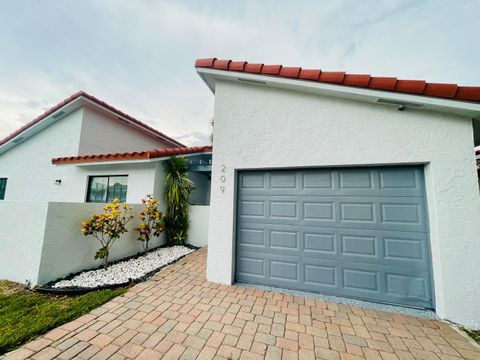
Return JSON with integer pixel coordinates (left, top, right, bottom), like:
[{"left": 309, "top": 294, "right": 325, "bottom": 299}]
[{"left": 0, "top": 0, "right": 478, "bottom": 146}]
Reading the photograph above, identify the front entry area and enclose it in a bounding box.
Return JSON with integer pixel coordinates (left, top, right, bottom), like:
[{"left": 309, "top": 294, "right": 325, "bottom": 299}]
[{"left": 235, "top": 166, "right": 434, "bottom": 309}]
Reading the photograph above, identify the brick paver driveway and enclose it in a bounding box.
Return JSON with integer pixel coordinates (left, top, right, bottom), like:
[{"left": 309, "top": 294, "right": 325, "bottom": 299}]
[{"left": 5, "top": 248, "right": 480, "bottom": 359}]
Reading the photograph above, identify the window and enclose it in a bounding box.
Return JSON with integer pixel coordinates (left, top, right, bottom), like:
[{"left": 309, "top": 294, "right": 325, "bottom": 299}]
[
  {"left": 0, "top": 178, "right": 6, "bottom": 200},
  {"left": 87, "top": 176, "right": 128, "bottom": 203}
]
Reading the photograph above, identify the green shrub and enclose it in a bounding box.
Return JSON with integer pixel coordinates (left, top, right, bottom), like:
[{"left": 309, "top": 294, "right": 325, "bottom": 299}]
[
  {"left": 164, "top": 156, "right": 194, "bottom": 245},
  {"left": 81, "top": 199, "right": 133, "bottom": 269},
  {"left": 135, "top": 195, "right": 164, "bottom": 252}
]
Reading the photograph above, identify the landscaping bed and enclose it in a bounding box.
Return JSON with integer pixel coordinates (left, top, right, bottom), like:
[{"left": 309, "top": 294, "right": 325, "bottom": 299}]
[
  {"left": 0, "top": 280, "right": 126, "bottom": 354},
  {"left": 38, "top": 245, "right": 195, "bottom": 294}
]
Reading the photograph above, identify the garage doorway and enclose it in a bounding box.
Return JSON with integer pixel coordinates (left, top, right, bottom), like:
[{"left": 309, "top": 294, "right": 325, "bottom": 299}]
[{"left": 235, "top": 166, "right": 434, "bottom": 309}]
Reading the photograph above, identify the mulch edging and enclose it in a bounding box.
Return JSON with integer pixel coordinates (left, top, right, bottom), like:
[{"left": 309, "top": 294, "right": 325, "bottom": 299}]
[{"left": 35, "top": 244, "right": 198, "bottom": 295}]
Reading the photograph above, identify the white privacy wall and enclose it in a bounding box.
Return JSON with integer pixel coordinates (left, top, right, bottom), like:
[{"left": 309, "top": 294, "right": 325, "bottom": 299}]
[
  {"left": 0, "top": 201, "right": 208, "bottom": 285},
  {"left": 187, "top": 205, "right": 210, "bottom": 247},
  {"left": 207, "top": 80, "right": 480, "bottom": 328},
  {"left": 37, "top": 202, "right": 165, "bottom": 285},
  {"left": 0, "top": 201, "right": 49, "bottom": 285}
]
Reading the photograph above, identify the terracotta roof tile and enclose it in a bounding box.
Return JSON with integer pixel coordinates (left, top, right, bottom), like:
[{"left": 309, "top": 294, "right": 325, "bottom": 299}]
[
  {"left": 0, "top": 91, "right": 185, "bottom": 148},
  {"left": 195, "top": 57, "right": 480, "bottom": 103},
  {"left": 52, "top": 145, "right": 212, "bottom": 165},
  {"left": 423, "top": 83, "right": 458, "bottom": 98},
  {"left": 369, "top": 77, "right": 397, "bottom": 90},
  {"left": 279, "top": 66, "right": 301, "bottom": 78},
  {"left": 229, "top": 61, "right": 247, "bottom": 71},
  {"left": 394, "top": 80, "right": 426, "bottom": 94},
  {"left": 299, "top": 69, "right": 321, "bottom": 81},
  {"left": 261, "top": 64, "right": 282, "bottom": 75},
  {"left": 343, "top": 74, "right": 371, "bottom": 87},
  {"left": 195, "top": 58, "right": 216, "bottom": 67},
  {"left": 213, "top": 59, "right": 231, "bottom": 70},
  {"left": 244, "top": 63, "right": 263, "bottom": 74},
  {"left": 319, "top": 71, "right": 345, "bottom": 84},
  {"left": 456, "top": 86, "right": 480, "bottom": 101}
]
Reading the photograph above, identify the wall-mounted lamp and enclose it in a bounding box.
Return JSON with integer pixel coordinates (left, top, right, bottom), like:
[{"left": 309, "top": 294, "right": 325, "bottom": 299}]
[{"left": 54, "top": 179, "right": 62, "bottom": 185}]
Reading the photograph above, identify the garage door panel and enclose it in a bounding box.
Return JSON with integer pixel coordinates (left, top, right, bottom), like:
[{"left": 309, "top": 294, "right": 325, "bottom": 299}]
[
  {"left": 238, "top": 168, "right": 425, "bottom": 197},
  {"left": 238, "top": 196, "right": 427, "bottom": 233},
  {"left": 236, "top": 250, "right": 433, "bottom": 307},
  {"left": 236, "top": 167, "right": 433, "bottom": 308},
  {"left": 237, "top": 222, "right": 430, "bottom": 268}
]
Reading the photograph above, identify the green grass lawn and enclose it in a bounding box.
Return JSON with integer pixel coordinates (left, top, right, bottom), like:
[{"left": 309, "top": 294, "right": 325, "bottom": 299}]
[{"left": 0, "top": 280, "right": 127, "bottom": 354}]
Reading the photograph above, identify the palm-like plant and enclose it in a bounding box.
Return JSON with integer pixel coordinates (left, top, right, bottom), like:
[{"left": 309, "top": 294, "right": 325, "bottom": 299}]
[{"left": 164, "top": 156, "right": 194, "bottom": 245}]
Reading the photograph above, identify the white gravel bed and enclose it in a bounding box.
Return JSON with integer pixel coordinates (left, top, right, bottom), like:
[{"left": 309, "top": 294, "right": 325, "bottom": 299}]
[{"left": 52, "top": 246, "right": 195, "bottom": 289}]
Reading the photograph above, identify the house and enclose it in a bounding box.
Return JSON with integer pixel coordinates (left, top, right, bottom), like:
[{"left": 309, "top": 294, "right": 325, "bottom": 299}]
[
  {"left": 0, "top": 91, "right": 200, "bottom": 203},
  {"left": 196, "top": 58, "right": 480, "bottom": 329},
  {"left": 0, "top": 91, "right": 211, "bottom": 285}
]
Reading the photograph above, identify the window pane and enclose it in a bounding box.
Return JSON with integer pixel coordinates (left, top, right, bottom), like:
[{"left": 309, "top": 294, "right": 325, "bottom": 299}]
[
  {"left": 106, "top": 176, "right": 128, "bottom": 202},
  {"left": 87, "top": 177, "right": 108, "bottom": 203},
  {"left": 0, "top": 178, "right": 6, "bottom": 200}
]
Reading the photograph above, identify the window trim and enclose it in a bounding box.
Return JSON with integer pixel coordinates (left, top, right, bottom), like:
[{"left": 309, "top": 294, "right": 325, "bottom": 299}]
[
  {"left": 86, "top": 175, "right": 128, "bottom": 203},
  {"left": 0, "top": 178, "right": 7, "bottom": 200}
]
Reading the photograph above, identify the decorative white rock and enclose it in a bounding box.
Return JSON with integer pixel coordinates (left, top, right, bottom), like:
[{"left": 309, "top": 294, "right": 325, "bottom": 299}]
[{"left": 53, "top": 246, "right": 195, "bottom": 288}]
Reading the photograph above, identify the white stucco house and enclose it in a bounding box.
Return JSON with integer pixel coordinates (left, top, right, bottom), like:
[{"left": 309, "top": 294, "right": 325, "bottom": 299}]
[
  {"left": 196, "top": 58, "right": 480, "bottom": 329},
  {"left": 0, "top": 91, "right": 211, "bottom": 285}
]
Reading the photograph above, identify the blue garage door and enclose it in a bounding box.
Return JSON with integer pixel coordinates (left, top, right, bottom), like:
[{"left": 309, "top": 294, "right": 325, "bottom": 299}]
[{"left": 235, "top": 166, "right": 434, "bottom": 309}]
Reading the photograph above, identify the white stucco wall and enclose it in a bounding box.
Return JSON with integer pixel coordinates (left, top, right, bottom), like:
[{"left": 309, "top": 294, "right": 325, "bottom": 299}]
[
  {"left": 0, "top": 105, "right": 176, "bottom": 203},
  {"left": 207, "top": 80, "right": 480, "bottom": 329},
  {"left": 0, "top": 201, "right": 50, "bottom": 285},
  {"left": 187, "top": 205, "right": 209, "bottom": 247},
  {"left": 78, "top": 106, "right": 173, "bottom": 155},
  {"left": 0, "top": 200, "right": 208, "bottom": 285},
  {"left": 0, "top": 108, "right": 84, "bottom": 201},
  {"left": 37, "top": 202, "right": 166, "bottom": 284}
]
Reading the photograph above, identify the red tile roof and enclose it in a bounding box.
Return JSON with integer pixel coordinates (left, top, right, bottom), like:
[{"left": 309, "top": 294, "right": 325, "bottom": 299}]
[
  {"left": 195, "top": 58, "right": 480, "bottom": 103},
  {"left": 0, "top": 91, "right": 185, "bottom": 148},
  {"left": 52, "top": 145, "right": 212, "bottom": 165}
]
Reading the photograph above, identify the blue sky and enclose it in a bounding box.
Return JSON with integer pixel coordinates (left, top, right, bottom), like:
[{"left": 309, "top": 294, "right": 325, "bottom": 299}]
[{"left": 0, "top": 0, "right": 478, "bottom": 146}]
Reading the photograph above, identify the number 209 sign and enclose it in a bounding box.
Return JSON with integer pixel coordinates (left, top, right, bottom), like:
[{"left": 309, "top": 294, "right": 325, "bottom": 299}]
[{"left": 220, "top": 165, "right": 226, "bottom": 193}]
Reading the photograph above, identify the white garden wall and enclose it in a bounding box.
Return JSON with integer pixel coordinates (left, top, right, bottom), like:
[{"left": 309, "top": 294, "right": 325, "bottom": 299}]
[
  {"left": 187, "top": 205, "right": 209, "bottom": 247},
  {"left": 0, "top": 201, "right": 208, "bottom": 285},
  {"left": 0, "top": 201, "right": 49, "bottom": 285},
  {"left": 207, "top": 80, "right": 480, "bottom": 329},
  {"left": 37, "top": 202, "right": 166, "bottom": 285}
]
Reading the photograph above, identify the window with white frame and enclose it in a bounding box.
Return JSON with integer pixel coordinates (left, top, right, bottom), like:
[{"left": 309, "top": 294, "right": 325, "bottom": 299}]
[{"left": 86, "top": 175, "right": 128, "bottom": 203}]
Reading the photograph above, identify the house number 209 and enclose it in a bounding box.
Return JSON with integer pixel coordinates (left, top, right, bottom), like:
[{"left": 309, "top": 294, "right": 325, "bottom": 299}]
[{"left": 220, "top": 165, "right": 226, "bottom": 193}]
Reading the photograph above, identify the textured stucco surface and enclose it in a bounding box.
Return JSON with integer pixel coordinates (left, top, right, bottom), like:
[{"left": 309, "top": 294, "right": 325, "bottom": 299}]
[
  {"left": 0, "top": 201, "right": 49, "bottom": 285},
  {"left": 0, "top": 108, "right": 84, "bottom": 201},
  {"left": 0, "top": 106, "right": 168, "bottom": 203},
  {"left": 37, "top": 202, "right": 164, "bottom": 284},
  {"left": 0, "top": 201, "right": 208, "bottom": 285},
  {"left": 187, "top": 205, "right": 209, "bottom": 247},
  {"left": 78, "top": 106, "right": 171, "bottom": 155},
  {"left": 207, "top": 79, "right": 480, "bottom": 329}
]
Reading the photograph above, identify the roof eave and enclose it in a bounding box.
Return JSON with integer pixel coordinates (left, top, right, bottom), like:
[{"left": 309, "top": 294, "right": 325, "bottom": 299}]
[
  {"left": 196, "top": 67, "right": 480, "bottom": 120},
  {"left": 54, "top": 151, "right": 213, "bottom": 167},
  {"left": 0, "top": 92, "right": 185, "bottom": 156}
]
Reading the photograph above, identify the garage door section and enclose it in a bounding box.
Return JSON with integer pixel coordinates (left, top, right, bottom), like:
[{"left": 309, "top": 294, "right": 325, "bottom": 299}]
[{"left": 235, "top": 167, "right": 433, "bottom": 309}]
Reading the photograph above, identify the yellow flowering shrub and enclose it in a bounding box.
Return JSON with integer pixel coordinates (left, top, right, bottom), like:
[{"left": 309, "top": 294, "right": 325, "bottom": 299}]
[
  {"left": 135, "top": 195, "right": 164, "bottom": 252},
  {"left": 82, "top": 199, "right": 133, "bottom": 269}
]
